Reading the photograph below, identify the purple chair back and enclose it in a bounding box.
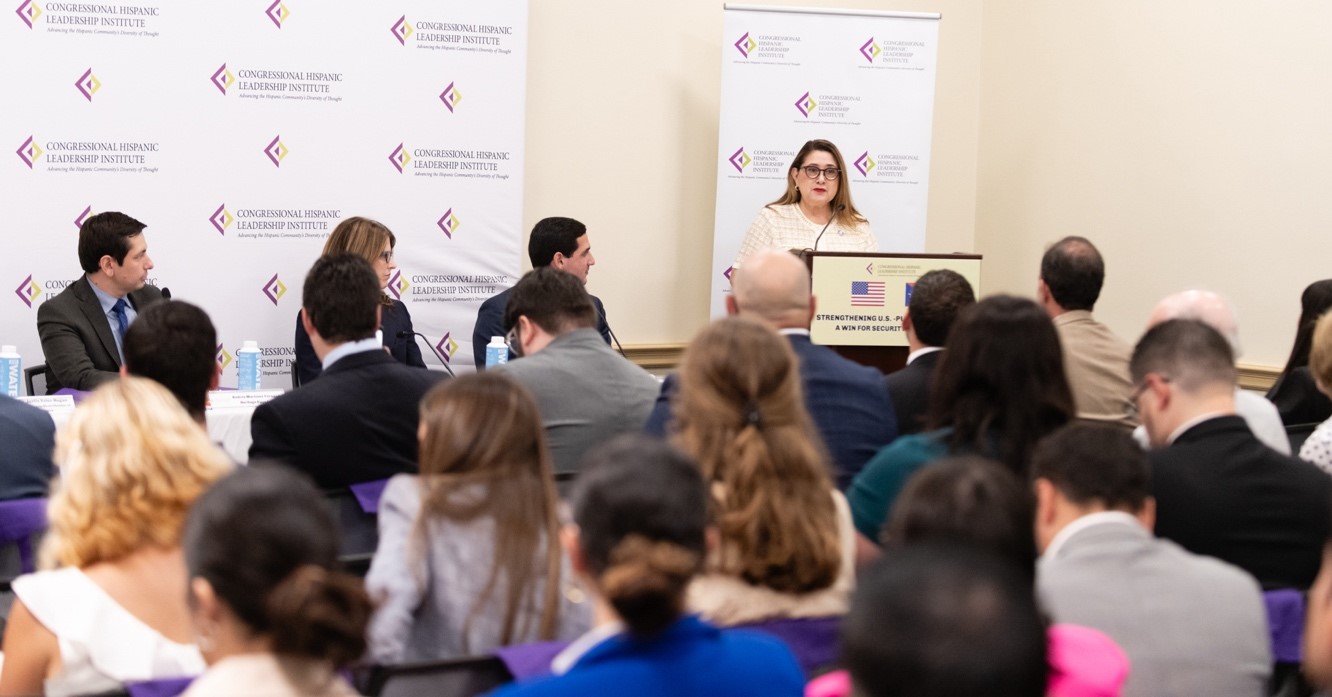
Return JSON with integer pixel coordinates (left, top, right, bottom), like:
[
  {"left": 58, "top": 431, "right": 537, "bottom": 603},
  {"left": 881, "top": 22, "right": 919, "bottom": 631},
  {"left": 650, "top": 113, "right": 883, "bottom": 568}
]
[
  {"left": 0, "top": 498, "right": 48, "bottom": 574},
  {"left": 125, "top": 676, "right": 194, "bottom": 697},
  {"left": 349, "top": 478, "right": 390, "bottom": 514},
  {"left": 733, "top": 616, "right": 842, "bottom": 676},
  {"left": 1263, "top": 589, "right": 1305, "bottom": 664},
  {"left": 495, "top": 641, "right": 567, "bottom": 680}
]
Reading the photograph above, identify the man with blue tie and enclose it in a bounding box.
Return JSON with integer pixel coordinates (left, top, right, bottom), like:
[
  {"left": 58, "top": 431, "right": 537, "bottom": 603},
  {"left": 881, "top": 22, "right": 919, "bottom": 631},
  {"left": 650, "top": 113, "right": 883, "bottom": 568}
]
[{"left": 37, "top": 211, "right": 163, "bottom": 393}]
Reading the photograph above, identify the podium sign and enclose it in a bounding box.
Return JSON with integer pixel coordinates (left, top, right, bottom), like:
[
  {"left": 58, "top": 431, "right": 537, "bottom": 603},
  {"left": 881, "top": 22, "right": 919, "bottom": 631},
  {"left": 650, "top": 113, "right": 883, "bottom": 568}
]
[{"left": 810, "top": 253, "right": 982, "bottom": 347}]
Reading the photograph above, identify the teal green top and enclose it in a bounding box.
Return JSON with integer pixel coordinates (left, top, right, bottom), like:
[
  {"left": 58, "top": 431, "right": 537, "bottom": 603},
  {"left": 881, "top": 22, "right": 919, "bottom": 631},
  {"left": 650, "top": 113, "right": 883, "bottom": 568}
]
[{"left": 847, "top": 428, "right": 953, "bottom": 540}]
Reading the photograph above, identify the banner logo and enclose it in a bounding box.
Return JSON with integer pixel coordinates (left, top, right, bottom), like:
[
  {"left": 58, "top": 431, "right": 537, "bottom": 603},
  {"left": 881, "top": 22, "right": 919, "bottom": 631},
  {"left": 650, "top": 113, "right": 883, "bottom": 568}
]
[
  {"left": 16, "top": 135, "right": 42, "bottom": 168},
  {"left": 216, "top": 343, "right": 233, "bottom": 370},
  {"left": 391, "top": 15, "right": 413, "bottom": 45},
  {"left": 210, "top": 64, "right": 235, "bottom": 95},
  {"left": 854, "top": 151, "right": 875, "bottom": 176},
  {"left": 435, "top": 332, "right": 459, "bottom": 363},
  {"left": 794, "top": 91, "right": 817, "bottom": 118},
  {"left": 439, "top": 81, "right": 461, "bottom": 112},
  {"left": 75, "top": 205, "right": 91, "bottom": 229},
  {"left": 860, "top": 37, "right": 881, "bottom": 64},
  {"left": 851, "top": 281, "right": 885, "bottom": 307},
  {"left": 734, "top": 32, "right": 756, "bottom": 58},
  {"left": 74, "top": 68, "right": 101, "bottom": 102},
  {"left": 264, "top": 135, "right": 288, "bottom": 167},
  {"left": 723, "top": 266, "right": 735, "bottom": 282},
  {"left": 265, "top": 0, "right": 288, "bottom": 28},
  {"left": 15, "top": 0, "right": 40, "bottom": 28},
  {"left": 387, "top": 270, "right": 410, "bottom": 300},
  {"left": 388, "top": 143, "right": 411, "bottom": 173},
  {"left": 437, "top": 208, "right": 460, "bottom": 238},
  {"left": 210, "top": 204, "right": 234, "bottom": 235},
  {"left": 728, "top": 147, "right": 750, "bottom": 173},
  {"left": 13, "top": 274, "right": 40, "bottom": 308},
  {"left": 262, "top": 274, "right": 287, "bottom": 305}
]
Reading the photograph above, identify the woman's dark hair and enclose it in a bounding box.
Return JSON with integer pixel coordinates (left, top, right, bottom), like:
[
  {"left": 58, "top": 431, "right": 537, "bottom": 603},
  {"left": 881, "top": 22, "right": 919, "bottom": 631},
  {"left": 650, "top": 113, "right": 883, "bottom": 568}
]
[
  {"left": 1277, "top": 280, "right": 1332, "bottom": 377},
  {"left": 571, "top": 435, "right": 708, "bottom": 637},
  {"left": 883, "top": 456, "right": 1038, "bottom": 581},
  {"left": 926, "top": 294, "right": 1074, "bottom": 477},
  {"left": 183, "top": 466, "right": 371, "bottom": 667}
]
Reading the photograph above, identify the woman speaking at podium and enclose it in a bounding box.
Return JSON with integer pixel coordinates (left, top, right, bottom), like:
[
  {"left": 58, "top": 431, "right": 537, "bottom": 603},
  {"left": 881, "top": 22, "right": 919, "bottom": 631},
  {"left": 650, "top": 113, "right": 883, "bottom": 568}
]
[{"left": 732, "top": 139, "right": 876, "bottom": 270}]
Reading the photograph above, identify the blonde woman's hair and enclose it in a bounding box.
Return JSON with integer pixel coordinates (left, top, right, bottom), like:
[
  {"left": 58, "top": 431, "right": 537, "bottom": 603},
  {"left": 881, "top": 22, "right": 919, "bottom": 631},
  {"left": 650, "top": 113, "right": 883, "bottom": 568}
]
[
  {"left": 42, "top": 377, "right": 233, "bottom": 569},
  {"left": 672, "top": 316, "right": 842, "bottom": 593},
  {"left": 1310, "top": 312, "right": 1332, "bottom": 390},
  {"left": 323, "top": 216, "right": 396, "bottom": 306}
]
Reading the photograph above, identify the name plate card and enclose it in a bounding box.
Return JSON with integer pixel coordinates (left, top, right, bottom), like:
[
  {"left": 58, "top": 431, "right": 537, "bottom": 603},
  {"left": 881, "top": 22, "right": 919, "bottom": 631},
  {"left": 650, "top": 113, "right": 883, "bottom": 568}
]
[{"left": 207, "top": 389, "right": 283, "bottom": 410}]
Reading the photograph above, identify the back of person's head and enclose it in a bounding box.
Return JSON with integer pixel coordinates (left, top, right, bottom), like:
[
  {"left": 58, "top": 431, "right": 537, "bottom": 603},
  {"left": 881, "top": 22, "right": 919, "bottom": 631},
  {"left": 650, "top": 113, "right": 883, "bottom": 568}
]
[
  {"left": 673, "top": 316, "right": 841, "bottom": 594},
  {"left": 1130, "top": 319, "right": 1236, "bottom": 395},
  {"left": 1281, "top": 279, "right": 1332, "bottom": 376},
  {"left": 1032, "top": 424, "right": 1151, "bottom": 514},
  {"left": 884, "top": 456, "right": 1037, "bottom": 580},
  {"left": 928, "top": 295, "right": 1074, "bottom": 476},
  {"left": 1040, "top": 236, "right": 1106, "bottom": 312},
  {"left": 571, "top": 435, "right": 707, "bottom": 637},
  {"left": 416, "top": 372, "right": 563, "bottom": 646},
  {"left": 730, "top": 249, "right": 811, "bottom": 327},
  {"left": 844, "top": 544, "right": 1048, "bottom": 697},
  {"left": 43, "top": 377, "right": 231, "bottom": 568},
  {"left": 78, "top": 211, "right": 146, "bottom": 275},
  {"left": 1148, "top": 289, "right": 1243, "bottom": 359},
  {"left": 527, "top": 217, "right": 587, "bottom": 268},
  {"left": 908, "top": 269, "right": 976, "bottom": 347},
  {"left": 183, "top": 467, "right": 371, "bottom": 668},
  {"left": 301, "top": 253, "right": 380, "bottom": 343},
  {"left": 1311, "top": 313, "right": 1332, "bottom": 391},
  {"left": 123, "top": 300, "right": 217, "bottom": 421},
  {"left": 503, "top": 266, "right": 597, "bottom": 335},
  {"left": 323, "top": 216, "right": 396, "bottom": 305}
]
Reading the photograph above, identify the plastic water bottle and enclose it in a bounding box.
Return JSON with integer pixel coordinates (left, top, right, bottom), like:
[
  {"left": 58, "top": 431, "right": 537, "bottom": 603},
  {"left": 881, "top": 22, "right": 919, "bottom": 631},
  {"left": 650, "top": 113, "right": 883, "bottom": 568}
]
[
  {"left": 237, "top": 340, "right": 261, "bottom": 391},
  {"left": 0, "top": 345, "right": 20, "bottom": 397},
  {"left": 485, "top": 336, "right": 508, "bottom": 368}
]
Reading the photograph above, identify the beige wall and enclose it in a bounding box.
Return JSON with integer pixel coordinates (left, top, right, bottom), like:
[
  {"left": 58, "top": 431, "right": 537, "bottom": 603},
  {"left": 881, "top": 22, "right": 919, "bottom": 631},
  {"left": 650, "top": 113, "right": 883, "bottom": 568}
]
[{"left": 524, "top": 0, "right": 983, "bottom": 344}]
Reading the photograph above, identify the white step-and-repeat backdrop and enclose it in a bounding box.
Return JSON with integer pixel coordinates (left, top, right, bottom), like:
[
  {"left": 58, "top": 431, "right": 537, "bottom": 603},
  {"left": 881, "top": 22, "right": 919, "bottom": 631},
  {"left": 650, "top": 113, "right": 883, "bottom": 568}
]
[{"left": 3, "top": 0, "right": 528, "bottom": 388}]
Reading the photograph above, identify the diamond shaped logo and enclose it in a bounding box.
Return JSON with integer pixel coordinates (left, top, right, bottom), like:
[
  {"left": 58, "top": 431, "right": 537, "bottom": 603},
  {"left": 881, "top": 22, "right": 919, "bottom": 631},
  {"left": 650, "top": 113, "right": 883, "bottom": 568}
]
[
  {"left": 734, "top": 32, "right": 756, "bottom": 58},
  {"left": 860, "top": 37, "right": 881, "bottom": 64},
  {"left": 795, "top": 91, "right": 817, "bottom": 118},
  {"left": 265, "top": 0, "right": 288, "bottom": 28},
  {"left": 391, "top": 15, "right": 413, "bottom": 45},
  {"left": 387, "top": 270, "right": 410, "bottom": 300},
  {"left": 15, "top": 0, "right": 41, "bottom": 28},
  {"left": 13, "top": 274, "right": 40, "bottom": 308},
  {"left": 16, "top": 135, "right": 42, "bottom": 169},
  {"left": 262, "top": 273, "right": 287, "bottom": 305},
  {"left": 435, "top": 332, "right": 459, "bottom": 363},
  {"left": 854, "top": 151, "right": 875, "bottom": 176},
  {"left": 439, "top": 81, "right": 461, "bottom": 113},
  {"left": 74, "top": 68, "right": 101, "bottom": 102},
  {"left": 211, "top": 63, "right": 236, "bottom": 95},
  {"left": 264, "top": 135, "right": 288, "bottom": 167},
  {"left": 74, "top": 205, "right": 91, "bottom": 230},
  {"left": 216, "top": 343, "right": 233, "bottom": 370},
  {"left": 437, "top": 209, "right": 460, "bottom": 239},
  {"left": 210, "top": 204, "right": 234, "bottom": 235},
  {"left": 728, "top": 147, "right": 750, "bottom": 173},
  {"left": 388, "top": 143, "right": 410, "bottom": 173},
  {"left": 723, "top": 266, "right": 735, "bottom": 282}
]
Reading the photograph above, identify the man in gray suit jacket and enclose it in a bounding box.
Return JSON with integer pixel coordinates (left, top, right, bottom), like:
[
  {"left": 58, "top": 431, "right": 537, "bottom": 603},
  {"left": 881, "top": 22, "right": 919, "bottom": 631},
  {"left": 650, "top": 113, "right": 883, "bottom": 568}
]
[
  {"left": 497, "top": 267, "right": 658, "bottom": 473},
  {"left": 1033, "top": 424, "right": 1270, "bottom": 697},
  {"left": 37, "top": 211, "right": 163, "bottom": 393}
]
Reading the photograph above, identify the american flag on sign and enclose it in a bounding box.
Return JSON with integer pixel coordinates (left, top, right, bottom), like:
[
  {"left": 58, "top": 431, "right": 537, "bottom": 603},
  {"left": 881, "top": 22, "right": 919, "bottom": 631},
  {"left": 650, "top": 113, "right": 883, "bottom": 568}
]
[{"left": 851, "top": 281, "right": 885, "bottom": 306}]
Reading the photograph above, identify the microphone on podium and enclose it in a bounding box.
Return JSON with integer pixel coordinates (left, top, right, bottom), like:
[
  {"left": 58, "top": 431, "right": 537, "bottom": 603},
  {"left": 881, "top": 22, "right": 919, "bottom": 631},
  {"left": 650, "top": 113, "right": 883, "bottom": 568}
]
[
  {"left": 161, "top": 287, "right": 172, "bottom": 300},
  {"left": 398, "top": 330, "right": 456, "bottom": 377}
]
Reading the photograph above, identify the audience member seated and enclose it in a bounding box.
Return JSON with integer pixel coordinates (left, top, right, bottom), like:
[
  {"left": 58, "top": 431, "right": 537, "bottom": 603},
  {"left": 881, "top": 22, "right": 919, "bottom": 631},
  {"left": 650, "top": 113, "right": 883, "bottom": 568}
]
[
  {"left": 1033, "top": 423, "right": 1271, "bottom": 696},
  {"left": 884, "top": 268, "right": 974, "bottom": 436},
  {"left": 0, "top": 378, "right": 232, "bottom": 695},
  {"left": 122, "top": 300, "right": 218, "bottom": 426},
  {"left": 1038, "top": 236, "right": 1137, "bottom": 429},
  {"left": 365, "top": 373, "right": 590, "bottom": 662},
  {"left": 1302, "top": 535, "right": 1332, "bottom": 691},
  {"left": 1267, "top": 279, "right": 1332, "bottom": 426},
  {"left": 1132, "top": 319, "right": 1332, "bottom": 589},
  {"left": 179, "top": 467, "right": 371, "bottom": 697},
  {"left": 0, "top": 395, "right": 55, "bottom": 501},
  {"left": 489, "top": 435, "right": 805, "bottom": 697},
  {"left": 294, "top": 217, "right": 426, "bottom": 385},
  {"left": 37, "top": 211, "right": 163, "bottom": 393},
  {"left": 646, "top": 249, "right": 898, "bottom": 487},
  {"left": 474, "top": 217, "right": 612, "bottom": 369},
  {"left": 249, "top": 253, "right": 446, "bottom": 489},
  {"left": 1145, "top": 289, "right": 1290, "bottom": 453},
  {"left": 496, "top": 268, "right": 658, "bottom": 473},
  {"left": 672, "top": 317, "right": 854, "bottom": 625},
  {"left": 1301, "top": 313, "right": 1332, "bottom": 472},
  {"left": 848, "top": 295, "right": 1074, "bottom": 542}
]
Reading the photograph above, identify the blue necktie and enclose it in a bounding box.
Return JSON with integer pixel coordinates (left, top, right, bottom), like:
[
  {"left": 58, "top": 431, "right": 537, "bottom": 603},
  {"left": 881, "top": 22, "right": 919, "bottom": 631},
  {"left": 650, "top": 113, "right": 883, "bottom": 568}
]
[{"left": 111, "top": 298, "right": 129, "bottom": 338}]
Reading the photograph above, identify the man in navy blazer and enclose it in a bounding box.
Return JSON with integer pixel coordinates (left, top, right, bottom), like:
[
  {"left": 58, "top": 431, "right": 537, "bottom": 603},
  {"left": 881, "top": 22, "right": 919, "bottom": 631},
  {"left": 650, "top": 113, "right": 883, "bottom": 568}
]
[
  {"left": 250, "top": 254, "right": 447, "bottom": 489},
  {"left": 884, "top": 269, "right": 974, "bottom": 435},
  {"left": 645, "top": 250, "right": 897, "bottom": 487},
  {"left": 0, "top": 395, "right": 56, "bottom": 500}
]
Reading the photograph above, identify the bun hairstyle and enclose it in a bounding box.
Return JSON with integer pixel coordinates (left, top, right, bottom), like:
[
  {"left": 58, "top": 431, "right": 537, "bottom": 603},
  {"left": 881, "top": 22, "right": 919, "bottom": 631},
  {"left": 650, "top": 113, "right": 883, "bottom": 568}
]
[
  {"left": 183, "top": 466, "right": 372, "bottom": 667},
  {"left": 571, "top": 435, "right": 708, "bottom": 637}
]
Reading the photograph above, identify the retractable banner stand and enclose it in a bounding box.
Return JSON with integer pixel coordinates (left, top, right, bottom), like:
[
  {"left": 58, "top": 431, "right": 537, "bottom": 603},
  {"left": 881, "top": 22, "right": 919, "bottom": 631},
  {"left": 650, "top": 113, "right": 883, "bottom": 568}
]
[
  {"left": 711, "top": 5, "right": 940, "bottom": 316},
  {"left": 1, "top": 1, "right": 527, "bottom": 389}
]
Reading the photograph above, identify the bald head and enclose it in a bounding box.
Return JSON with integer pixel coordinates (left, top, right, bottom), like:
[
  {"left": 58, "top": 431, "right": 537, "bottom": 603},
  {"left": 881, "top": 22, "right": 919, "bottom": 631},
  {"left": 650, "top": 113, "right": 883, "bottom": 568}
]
[
  {"left": 1147, "top": 290, "right": 1242, "bottom": 359},
  {"left": 729, "top": 249, "right": 813, "bottom": 329}
]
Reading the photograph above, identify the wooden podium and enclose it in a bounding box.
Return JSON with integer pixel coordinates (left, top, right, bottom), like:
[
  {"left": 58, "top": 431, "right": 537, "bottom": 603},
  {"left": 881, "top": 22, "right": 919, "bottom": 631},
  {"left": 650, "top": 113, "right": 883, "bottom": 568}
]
[{"left": 801, "top": 252, "right": 982, "bottom": 374}]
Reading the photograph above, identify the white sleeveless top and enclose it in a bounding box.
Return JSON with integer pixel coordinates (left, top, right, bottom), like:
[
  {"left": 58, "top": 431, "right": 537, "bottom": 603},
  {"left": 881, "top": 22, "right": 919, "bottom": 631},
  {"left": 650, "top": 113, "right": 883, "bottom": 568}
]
[{"left": 12, "top": 567, "right": 205, "bottom": 697}]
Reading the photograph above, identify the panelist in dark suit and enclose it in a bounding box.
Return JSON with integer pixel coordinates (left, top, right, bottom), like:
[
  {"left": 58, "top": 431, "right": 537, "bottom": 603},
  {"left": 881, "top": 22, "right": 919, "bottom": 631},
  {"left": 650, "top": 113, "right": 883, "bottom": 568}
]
[
  {"left": 251, "top": 254, "right": 446, "bottom": 490},
  {"left": 0, "top": 395, "right": 56, "bottom": 500},
  {"left": 884, "top": 269, "right": 974, "bottom": 435},
  {"left": 294, "top": 217, "right": 426, "bottom": 385},
  {"left": 37, "top": 211, "right": 164, "bottom": 393},
  {"left": 1132, "top": 319, "right": 1332, "bottom": 589},
  {"left": 473, "top": 217, "right": 611, "bottom": 369}
]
